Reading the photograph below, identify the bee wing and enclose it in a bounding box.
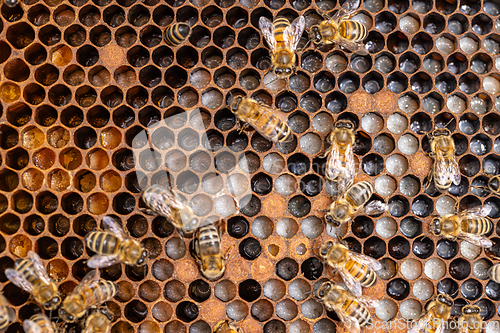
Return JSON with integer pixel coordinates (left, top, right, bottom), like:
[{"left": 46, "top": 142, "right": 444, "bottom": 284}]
[
  {"left": 102, "top": 216, "right": 127, "bottom": 240},
  {"left": 459, "top": 232, "right": 493, "bottom": 248},
  {"left": 87, "top": 255, "right": 122, "bottom": 269},
  {"left": 329, "top": 0, "right": 361, "bottom": 24},
  {"left": 357, "top": 295, "right": 379, "bottom": 309},
  {"left": 435, "top": 322, "right": 446, "bottom": 333},
  {"left": 364, "top": 200, "right": 388, "bottom": 216},
  {"left": 283, "top": 16, "right": 305, "bottom": 52},
  {"left": 74, "top": 270, "right": 100, "bottom": 294},
  {"left": 259, "top": 17, "right": 277, "bottom": 52},
  {"left": 434, "top": 158, "right": 460, "bottom": 189},
  {"left": 0, "top": 293, "right": 15, "bottom": 323},
  {"left": 23, "top": 319, "right": 42, "bottom": 333},
  {"left": 408, "top": 313, "right": 432, "bottom": 333},
  {"left": 5, "top": 268, "right": 34, "bottom": 293},
  {"left": 28, "top": 251, "right": 51, "bottom": 285},
  {"left": 349, "top": 251, "right": 382, "bottom": 271},
  {"left": 334, "top": 308, "right": 361, "bottom": 333},
  {"left": 337, "top": 267, "right": 363, "bottom": 296},
  {"left": 459, "top": 205, "right": 492, "bottom": 218}
]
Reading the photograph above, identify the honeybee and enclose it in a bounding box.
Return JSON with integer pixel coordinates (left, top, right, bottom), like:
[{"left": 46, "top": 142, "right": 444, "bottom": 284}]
[
  {"left": 319, "top": 238, "right": 381, "bottom": 296},
  {"left": 325, "top": 181, "right": 386, "bottom": 227},
  {"left": 315, "top": 282, "right": 378, "bottom": 333},
  {"left": 309, "top": 0, "right": 367, "bottom": 50},
  {"left": 323, "top": 119, "right": 356, "bottom": 197},
  {"left": 0, "top": 293, "right": 14, "bottom": 333},
  {"left": 457, "top": 305, "right": 482, "bottom": 333},
  {"left": 59, "top": 270, "right": 118, "bottom": 323},
  {"left": 213, "top": 320, "right": 243, "bottom": 333},
  {"left": 85, "top": 216, "right": 148, "bottom": 268},
  {"left": 23, "top": 314, "right": 57, "bottom": 333},
  {"left": 164, "top": 23, "right": 191, "bottom": 47},
  {"left": 229, "top": 95, "right": 293, "bottom": 143},
  {"left": 141, "top": 184, "right": 201, "bottom": 233},
  {"left": 430, "top": 205, "right": 493, "bottom": 248},
  {"left": 259, "top": 16, "right": 305, "bottom": 78},
  {"left": 5, "top": 251, "right": 61, "bottom": 310},
  {"left": 191, "top": 223, "right": 229, "bottom": 281},
  {"left": 408, "top": 294, "right": 453, "bottom": 333},
  {"left": 473, "top": 174, "right": 500, "bottom": 196},
  {"left": 82, "top": 309, "right": 112, "bottom": 333},
  {"left": 427, "top": 128, "right": 461, "bottom": 191}
]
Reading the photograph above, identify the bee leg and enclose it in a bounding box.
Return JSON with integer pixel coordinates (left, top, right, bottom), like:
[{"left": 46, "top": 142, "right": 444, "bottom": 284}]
[{"left": 223, "top": 244, "right": 235, "bottom": 260}]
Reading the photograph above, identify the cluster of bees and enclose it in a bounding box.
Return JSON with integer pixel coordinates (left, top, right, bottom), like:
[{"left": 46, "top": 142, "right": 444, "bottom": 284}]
[{"left": 1, "top": 0, "right": 500, "bottom": 331}]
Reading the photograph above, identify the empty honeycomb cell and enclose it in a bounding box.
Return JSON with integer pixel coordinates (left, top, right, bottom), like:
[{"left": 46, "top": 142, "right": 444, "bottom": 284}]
[
  {"left": 4, "top": 59, "right": 30, "bottom": 85},
  {"left": 61, "top": 237, "right": 83, "bottom": 260},
  {"left": 61, "top": 192, "right": 84, "bottom": 215},
  {"left": 7, "top": 22, "right": 34, "bottom": 49},
  {"left": 48, "top": 214, "right": 70, "bottom": 237},
  {"left": 4, "top": 283, "right": 29, "bottom": 305},
  {"left": 35, "top": 236, "right": 59, "bottom": 259},
  {"left": 5, "top": 147, "right": 28, "bottom": 171},
  {"left": 125, "top": 300, "right": 148, "bottom": 323}
]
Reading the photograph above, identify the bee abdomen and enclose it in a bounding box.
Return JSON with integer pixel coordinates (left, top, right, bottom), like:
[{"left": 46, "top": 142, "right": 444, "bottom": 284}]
[
  {"left": 343, "top": 299, "right": 370, "bottom": 327},
  {"left": 490, "top": 264, "right": 500, "bottom": 283},
  {"left": 339, "top": 20, "right": 367, "bottom": 41},
  {"left": 345, "top": 260, "right": 376, "bottom": 287},
  {"left": 164, "top": 23, "right": 191, "bottom": 46},
  {"left": 259, "top": 113, "right": 292, "bottom": 143},
  {"left": 92, "top": 281, "right": 118, "bottom": 304},
  {"left": 15, "top": 259, "right": 38, "bottom": 284},
  {"left": 0, "top": 307, "right": 9, "bottom": 332},
  {"left": 86, "top": 232, "right": 119, "bottom": 255},
  {"left": 197, "top": 225, "right": 220, "bottom": 254},
  {"left": 462, "top": 217, "right": 492, "bottom": 235},
  {"left": 346, "top": 181, "right": 373, "bottom": 207}
]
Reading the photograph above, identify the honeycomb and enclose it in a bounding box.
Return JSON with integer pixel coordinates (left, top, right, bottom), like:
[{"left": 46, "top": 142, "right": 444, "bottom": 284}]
[{"left": 1, "top": 0, "right": 500, "bottom": 331}]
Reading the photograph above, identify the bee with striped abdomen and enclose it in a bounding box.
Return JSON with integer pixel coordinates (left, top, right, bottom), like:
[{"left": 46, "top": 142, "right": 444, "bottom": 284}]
[
  {"left": 409, "top": 294, "right": 453, "bottom": 333},
  {"left": 164, "top": 23, "right": 191, "bottom": 47},
  {"left": 23, "top": 314, "right": 57, "bottom": 333},
  {"left": 85, "top": 216, "right": 148, "bottom": 268},
  {"left": 59, "top": 270, "right": 118, "bottom": 323},
  {"left": 427, "top": 128, "right": 461, "bottom": 191},
  {"left": 0, "top": 293, "right": 14, "bottom": 333},
  {"left": 325, "top": 181, "right": 386, "bottom": 227},
  {"left": 213, "top": 320, "right": 243, "bottom": 333},
  {"left": 82, "top": 308, "right": 112, "bottom": 333},
  {"left": 430, "top": 205, "right": 493, "bottom": 248},
  {"left": 319, "top": 238, "right": 381, "bottom": 296},
  {"left": 191, "top": 223, "right": 229, "bottom": 281},
  {"left": 323, "top": 119, "right": 356, "bottom": 197},
  {"left": 141, "top": 184, "right": 201, "bottom": 233},
  {"left": 457, "top": 305, "right": 482, "bottom": 333},
  {"left": 259, "top": 16, "right": 305, "bottom": 78},
  {"left": 309, "top": 0, "right": 367, "bottom": 50},
  {"left": 315, "top": 282, "right": 378, "bottom": 333},
  {"left": 5, "top": 251, "right": 61, "bottom": 310},
  {"left": 229, "top": 95, "right": 293, "bottom": 143}
]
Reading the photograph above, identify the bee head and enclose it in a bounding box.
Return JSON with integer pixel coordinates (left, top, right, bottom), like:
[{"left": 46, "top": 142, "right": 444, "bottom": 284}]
[
  {"left": 432, "top": 127, "right": 451, "bottom": 137},
  {"left": 463, "top": 305, "right": 480, "bottom": 315},
  {"left": 59, "top": 308, "right": 75, "bottom": 323},
  {"left": 325, "top": 213, "right": 340, "bottom": 227},
  {"left": 136, "top": 249, "right": 148, "bottom": 266},
  {"left": 229, "top": 95, "right": 243, "bottom": 113},
  {"left": 274, "top": 67, "right": 293, "bottom": 77},
  {"left": 316, "top": 282, "right": 333, "bottom": 299},
  {"left": 437, "top": 294, "right": 453, "bottom": 307},
  {"left": 309, "top": 25, "right": 322, "bottom": 44},
  {"left": 319, "top": 240, "right": 334, "bottom": 258},
  {"left": 430, "top": 217, "right": 441, "bottom": 235},
  {"left": 336, "top": 119, "right": 354, "bottom": 129}
]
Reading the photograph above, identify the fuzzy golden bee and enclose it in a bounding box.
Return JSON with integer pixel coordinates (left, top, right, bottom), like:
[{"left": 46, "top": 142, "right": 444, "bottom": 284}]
[
  {"left": 5, "top": 251, "right": 61, "bottom": 311},
  {"left": 259, "top": 16, "right": 305, "bottom": 78},
  {"left": 474, "top": 174, "right": 500, "bottom": 196},
  {"left": 23, "top": 314, "right": 57, "bottom": 333},
  {"left": 325, "top": 180, "right": 386, "bottom": 227},
  {"left": 213, "top": 320, "right": 243, "bottom": 333},
  {"left": 164, "top": 23, "right": 191, "bottom": 47},
  {"left": 141, "top": 184, "right": 201, "bottom": 233},
  {"left": 315, "top": 282, "right": 378, "bottom": 333},
  {"left": 409, "top": 294, "right": 453, "bottom": 333},
  {"left": 427, "top": 128, "right": 461, "bottom": 191},
  {"left": 82, "top": 309, "right": 112, "bottom": 333},
  {"left": 85, "top": 216, "right": 148, "bottom": 268},
  {"left": 59, "top": 270, "right": 118, "bottom": 323},
  {"left": 457, "top": 305, "right": 482, "bottom": 333},
  {"left": 323, "top": 119, "right": 356, "bottom": 196},
  {"left": 0, "top": 293, "right": 14, "bottom": 333},
  {"left": 191, "top": 223, "right": 229, "bottom": 281},
  {"left": 319, "top": 239, "right": 381, "bottom": 296},
  {"left": 430, "top": 205, "right": 493, "bottom": 248},
  {"left": 309, "top": 0, "right": 367, "bottom": 50},
  {"left": 229, "top": 95, "right": 293, "bottom": 143}
]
